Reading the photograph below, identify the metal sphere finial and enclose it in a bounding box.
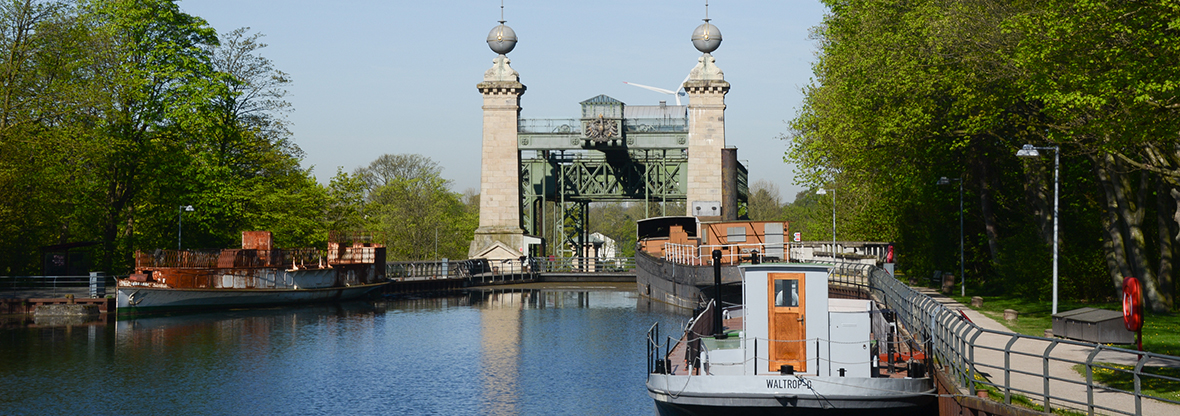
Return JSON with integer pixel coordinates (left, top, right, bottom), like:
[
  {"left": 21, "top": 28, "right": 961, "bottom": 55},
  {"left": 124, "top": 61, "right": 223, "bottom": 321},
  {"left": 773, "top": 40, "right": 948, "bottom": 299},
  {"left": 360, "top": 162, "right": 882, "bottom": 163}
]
[
  {"left": 487, "top": 1, "right": 516, "bottom": 54},
  {"left": 692, "top": 21, "right": 722, "bottom": 53},
  {"left": 487, "top": 22, "right": 517, "bottom": 54},
  {"left": 692, "top": 1, "right": 721, "bottom": 53}
]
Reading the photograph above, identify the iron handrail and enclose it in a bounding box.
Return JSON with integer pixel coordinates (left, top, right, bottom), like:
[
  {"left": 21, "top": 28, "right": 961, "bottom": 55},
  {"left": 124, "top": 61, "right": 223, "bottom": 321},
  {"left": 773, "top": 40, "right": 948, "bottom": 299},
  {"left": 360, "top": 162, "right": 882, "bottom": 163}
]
[{"left": 849, "top": 262, "right": 1180, "bottom": 416}]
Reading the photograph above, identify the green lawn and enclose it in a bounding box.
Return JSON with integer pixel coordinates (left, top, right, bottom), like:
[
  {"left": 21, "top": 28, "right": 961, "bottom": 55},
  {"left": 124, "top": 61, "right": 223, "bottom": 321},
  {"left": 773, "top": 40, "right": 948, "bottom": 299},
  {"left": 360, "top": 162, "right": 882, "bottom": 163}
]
[
  {"left": 1071, "top": 363, "right": 1180, "bottom": 403},
  {"left": 952, "top": 294, "right": 1180, "bottom": 404},
  {"left": 950, "top": 295, "right": 1180, "bottom": 357}
]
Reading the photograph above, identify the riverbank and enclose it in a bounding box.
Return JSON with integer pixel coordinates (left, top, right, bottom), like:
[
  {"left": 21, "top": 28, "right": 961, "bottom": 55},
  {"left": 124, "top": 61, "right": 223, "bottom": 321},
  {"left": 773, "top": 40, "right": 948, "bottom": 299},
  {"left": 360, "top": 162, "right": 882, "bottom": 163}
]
[{"left": 949, "top": 293, "right": 1179, "bottom": 357}]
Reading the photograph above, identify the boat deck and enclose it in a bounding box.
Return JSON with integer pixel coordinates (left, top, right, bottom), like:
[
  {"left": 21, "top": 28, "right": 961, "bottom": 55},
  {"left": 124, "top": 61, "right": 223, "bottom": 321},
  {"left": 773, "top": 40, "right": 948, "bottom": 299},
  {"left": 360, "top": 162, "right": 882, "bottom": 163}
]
[{"left": 661, "top": 315, "right": 922, "bottom": 379}]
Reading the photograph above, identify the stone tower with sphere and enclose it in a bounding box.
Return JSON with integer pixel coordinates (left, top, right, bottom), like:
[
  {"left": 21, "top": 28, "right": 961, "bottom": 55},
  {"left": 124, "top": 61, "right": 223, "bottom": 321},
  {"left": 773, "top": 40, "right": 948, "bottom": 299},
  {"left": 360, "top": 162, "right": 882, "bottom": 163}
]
[
  {"left": 469, "top": 9, "right": 743, "bottom": 259},
  {"left": 469, "top": 18, "right": 528, "bottom": 258}
]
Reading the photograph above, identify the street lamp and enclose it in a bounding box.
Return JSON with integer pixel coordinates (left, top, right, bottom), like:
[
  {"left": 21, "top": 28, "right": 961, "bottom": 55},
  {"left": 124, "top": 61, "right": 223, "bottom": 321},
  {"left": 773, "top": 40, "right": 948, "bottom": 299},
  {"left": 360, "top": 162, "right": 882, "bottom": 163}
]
[
  {"left": 178, "top": 205, "right": 194, "bottom": 250},
  {"left": 815, "top": 188, "right": 835, "bottom": 262},
  {"left": 938, "top": 177, "right": 964, "bottom": 297},
  {"left": 1016, "top": 144, "right": 1060, "bottom": 314}
]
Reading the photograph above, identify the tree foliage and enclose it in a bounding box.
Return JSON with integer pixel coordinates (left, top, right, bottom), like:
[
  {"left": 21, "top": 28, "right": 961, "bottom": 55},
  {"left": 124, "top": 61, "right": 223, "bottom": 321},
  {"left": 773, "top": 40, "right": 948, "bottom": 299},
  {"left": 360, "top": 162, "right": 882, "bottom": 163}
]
[
  {"left": 789, "top": 0, "right": 1180, "bottom": 311},
  {"left": 352, "top": 153, "right": 477, "bottom": 261},
  {"left": 0, "top": 1, "right": 332, "bottom": 275}
]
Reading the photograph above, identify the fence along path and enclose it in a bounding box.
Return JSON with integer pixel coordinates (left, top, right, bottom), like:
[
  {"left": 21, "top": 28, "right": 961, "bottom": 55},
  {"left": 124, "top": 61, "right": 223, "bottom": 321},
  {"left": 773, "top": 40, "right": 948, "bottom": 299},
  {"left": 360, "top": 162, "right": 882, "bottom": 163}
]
[
  {"left": 855, "top": 263, "right": 1180, "bottom": 416},
  {"left": 914, "top": 287, "right": 1179, "bottom": 416}
]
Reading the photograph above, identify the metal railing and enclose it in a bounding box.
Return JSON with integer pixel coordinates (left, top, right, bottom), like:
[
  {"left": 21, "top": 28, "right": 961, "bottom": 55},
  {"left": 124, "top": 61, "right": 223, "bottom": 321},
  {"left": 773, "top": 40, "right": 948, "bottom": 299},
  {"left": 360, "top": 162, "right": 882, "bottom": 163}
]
[
  {"left": 532, "top": 256, "right": 634, "bottom": 273},
  {"left": 1, "top": 273, "right": 112, "bottom": 297},
  {"left": 385, "top": 256, "right": 635, "bottom": 287},
  {"left": 853, "top": 262, "right": 1180, "bottom": 416},
  {"left": 518, "top": 118, "right": 689, "bottom": 134},
  {"left": 386, "top": 260, "right": 473, "bottom": 281},
  {"left": 134, "top": 248, "right": 323, "bottom": 269},
  {"left": 662, "top": 242, "right": 787, "bottom": 266}
]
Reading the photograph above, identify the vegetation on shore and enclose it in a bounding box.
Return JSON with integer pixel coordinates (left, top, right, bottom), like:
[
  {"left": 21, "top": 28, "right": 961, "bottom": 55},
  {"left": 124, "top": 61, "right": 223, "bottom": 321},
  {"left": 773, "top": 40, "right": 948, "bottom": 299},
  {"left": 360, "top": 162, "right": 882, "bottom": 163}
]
[
  {"left": 782, "top": 0, "right": 1180, "bottom": 312},
  {"left": 0, "top": 0, "right": 477, "bottom": 275}
]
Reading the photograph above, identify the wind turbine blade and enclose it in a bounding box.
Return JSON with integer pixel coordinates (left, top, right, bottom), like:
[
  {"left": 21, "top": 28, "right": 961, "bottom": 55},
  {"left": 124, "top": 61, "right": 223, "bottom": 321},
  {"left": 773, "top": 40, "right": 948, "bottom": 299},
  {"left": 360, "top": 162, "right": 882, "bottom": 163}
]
[
  {"left": 675, "top": 74, "right": 691, "bottom": 106},
  {"left": 623, "top": 82, "right": 676, "bottom": 95}
]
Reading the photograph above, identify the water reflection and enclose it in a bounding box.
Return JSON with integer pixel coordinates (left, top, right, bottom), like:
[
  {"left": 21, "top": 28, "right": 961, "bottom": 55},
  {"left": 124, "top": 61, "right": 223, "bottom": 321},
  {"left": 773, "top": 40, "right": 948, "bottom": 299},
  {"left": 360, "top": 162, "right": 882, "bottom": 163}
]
[{"left": 1, "top": 287, "right": 688, "bottom": 415}]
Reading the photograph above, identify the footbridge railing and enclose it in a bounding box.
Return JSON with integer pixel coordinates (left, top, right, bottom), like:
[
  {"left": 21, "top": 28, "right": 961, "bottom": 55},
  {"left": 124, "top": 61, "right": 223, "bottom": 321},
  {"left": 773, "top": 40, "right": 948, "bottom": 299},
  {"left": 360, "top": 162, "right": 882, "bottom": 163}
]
[
  {"left": 842, "top": 262, "right": 1180, "bottom": 416},
  {"left": 386, "top": 257, "right": 634, "bottom": 286}
]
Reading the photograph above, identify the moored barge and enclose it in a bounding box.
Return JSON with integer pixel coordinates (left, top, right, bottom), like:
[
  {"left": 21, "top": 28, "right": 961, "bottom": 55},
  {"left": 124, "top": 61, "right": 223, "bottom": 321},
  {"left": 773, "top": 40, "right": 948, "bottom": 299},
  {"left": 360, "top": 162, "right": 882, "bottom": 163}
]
[
  {"left": 645, "top": 262, "right": 935, "bottom": 415},
  {"left": 116, "top": 231, "right": 387, "bottom": 316},
  {"left": 635, "top": 216, "right": 789, "bottom": 310}
]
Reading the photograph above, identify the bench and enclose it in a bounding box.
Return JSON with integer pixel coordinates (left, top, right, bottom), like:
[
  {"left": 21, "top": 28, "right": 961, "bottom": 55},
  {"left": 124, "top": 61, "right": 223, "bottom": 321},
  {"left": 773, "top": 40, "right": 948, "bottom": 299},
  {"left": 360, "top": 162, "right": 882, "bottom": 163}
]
[{"left": 929, "top": 270, "right": 942, "bottom": 287}]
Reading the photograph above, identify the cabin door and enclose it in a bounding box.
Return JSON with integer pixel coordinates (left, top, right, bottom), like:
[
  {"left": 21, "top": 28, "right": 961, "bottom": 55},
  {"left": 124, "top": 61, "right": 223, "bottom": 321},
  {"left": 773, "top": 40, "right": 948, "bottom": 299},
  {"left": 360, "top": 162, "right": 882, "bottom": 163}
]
[{"left": 768, "top": 273, "right": 806, "bottom": 373}]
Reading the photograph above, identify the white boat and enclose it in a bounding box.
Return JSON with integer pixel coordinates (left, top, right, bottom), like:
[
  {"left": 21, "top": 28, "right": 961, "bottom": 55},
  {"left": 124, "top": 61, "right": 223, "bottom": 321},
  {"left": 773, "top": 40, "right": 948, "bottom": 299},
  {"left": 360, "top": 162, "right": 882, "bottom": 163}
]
[
  {"left": 645, "top": 262, "right": 935, "bottom": 415},
  {"left": 116, "top": 231, "right": 388, "bottom": 316}
]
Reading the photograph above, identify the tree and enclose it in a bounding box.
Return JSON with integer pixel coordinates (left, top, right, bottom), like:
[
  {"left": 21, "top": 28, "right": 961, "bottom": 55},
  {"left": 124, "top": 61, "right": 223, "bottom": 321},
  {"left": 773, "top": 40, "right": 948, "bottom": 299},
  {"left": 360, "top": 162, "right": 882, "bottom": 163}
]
[
  {"left": 788, "top": 0, "right": 1178, "bottom": 310},
  {"left": 77, "top": 0, "right": 224, "bottom": 271},
  {"left": 0, "top": 0, "right": 96, "bottom": 274},
  {"left": 747, "top": 179, "right": 785, "bottom": 221},
  {"left": 355, "top": 154, "right": 475, "bottom": 260}
]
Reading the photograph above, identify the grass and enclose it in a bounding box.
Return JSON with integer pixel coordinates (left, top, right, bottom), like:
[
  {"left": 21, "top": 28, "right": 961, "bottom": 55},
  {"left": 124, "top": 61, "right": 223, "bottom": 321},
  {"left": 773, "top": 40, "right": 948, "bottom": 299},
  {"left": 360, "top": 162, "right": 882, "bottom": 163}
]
[
  {"left": 970, "top": 371, "right": 1089, "bottom": 416},
  {"left": 1070, "top": 363, "right": 1180, "bottom": 402},
  {"left": 949, "top": 294, "right": 1180, "bottom": 357},
  {"left": 951, "top": 293, "right": 1180, "bottom": 408}
]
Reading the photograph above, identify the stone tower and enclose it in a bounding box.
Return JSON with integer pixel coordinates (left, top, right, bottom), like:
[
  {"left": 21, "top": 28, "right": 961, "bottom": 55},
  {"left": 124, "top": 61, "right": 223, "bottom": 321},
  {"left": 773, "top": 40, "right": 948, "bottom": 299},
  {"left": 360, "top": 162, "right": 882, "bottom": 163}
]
[
  {"left": 684, "top": 19, "right": 731, "bottom": 218},
  {"left": 470, "top": 20, "right": 528, "bottom": 258}
]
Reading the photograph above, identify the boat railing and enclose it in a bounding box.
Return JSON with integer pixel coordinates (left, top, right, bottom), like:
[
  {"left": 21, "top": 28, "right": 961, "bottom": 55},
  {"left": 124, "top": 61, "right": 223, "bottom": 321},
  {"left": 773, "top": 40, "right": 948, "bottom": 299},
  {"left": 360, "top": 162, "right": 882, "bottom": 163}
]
[
  {"left": 133, "top": 248, "right": 326, "bottom": 269},
  {"left": 661, "top": 242, "right": 786, "bottom": 266},
  {"left": 848, "top": 262, "right": 1180, "bottom": 416},
  {"left": 742, "top": 336, "right": 919, "bottom": 376},
  {"left": 655, "top": 329, "right": 921, "bottom": 378}
]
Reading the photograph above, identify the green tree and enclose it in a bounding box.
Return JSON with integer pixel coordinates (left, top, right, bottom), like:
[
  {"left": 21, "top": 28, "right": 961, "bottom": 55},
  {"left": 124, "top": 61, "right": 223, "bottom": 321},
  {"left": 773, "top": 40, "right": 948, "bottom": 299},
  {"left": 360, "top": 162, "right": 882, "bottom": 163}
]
[
  {"left": 355, "top": 154, "right": 476, "bottom": 261},
  {"left": 747, "top": 179, "right": 786, "bottom": 221},
  {"left": 0, "top": 0, "right": 96, "bottom": 273},
  {"left": 78, "top": 0, "right": 223, "bottom": 271},
  {"left": 788, "top": 0, "right": 1179, "bottom": 310}
]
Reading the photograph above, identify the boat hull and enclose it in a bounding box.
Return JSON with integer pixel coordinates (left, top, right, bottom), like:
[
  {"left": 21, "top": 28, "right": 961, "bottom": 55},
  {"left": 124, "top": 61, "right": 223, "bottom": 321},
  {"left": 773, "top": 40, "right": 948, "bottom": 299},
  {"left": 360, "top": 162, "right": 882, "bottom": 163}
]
[
  {"left": 634, "top": 250, "right": 742, "bottom": 309},
  {"left": 647, "top": 374, "right": 935, "bottom": 415},
  {"left": 116, "top": 282, "right": 386, "bottom": 316}
]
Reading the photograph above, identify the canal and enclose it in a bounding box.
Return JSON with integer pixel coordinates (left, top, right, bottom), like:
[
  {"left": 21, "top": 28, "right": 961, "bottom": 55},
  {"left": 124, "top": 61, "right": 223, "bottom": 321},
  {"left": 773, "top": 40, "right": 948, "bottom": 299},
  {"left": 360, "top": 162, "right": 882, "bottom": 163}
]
[{"left": 0, "top": 283, "right": 689, "bottom": 415}]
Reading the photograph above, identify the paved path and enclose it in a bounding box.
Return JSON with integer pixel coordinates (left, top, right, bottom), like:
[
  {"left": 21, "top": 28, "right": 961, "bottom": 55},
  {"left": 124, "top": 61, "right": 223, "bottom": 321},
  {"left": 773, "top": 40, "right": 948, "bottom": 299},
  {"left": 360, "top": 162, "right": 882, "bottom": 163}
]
[{"left": 915, "top": 287, "right": 1178, "bottom": 415}]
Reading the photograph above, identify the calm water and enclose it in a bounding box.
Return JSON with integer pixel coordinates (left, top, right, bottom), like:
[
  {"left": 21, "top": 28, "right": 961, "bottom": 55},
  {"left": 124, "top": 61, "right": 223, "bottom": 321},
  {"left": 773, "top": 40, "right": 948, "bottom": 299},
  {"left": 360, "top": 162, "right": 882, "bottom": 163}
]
[{"left": 0, "top": 284, "right": 688, "bottom": 415}]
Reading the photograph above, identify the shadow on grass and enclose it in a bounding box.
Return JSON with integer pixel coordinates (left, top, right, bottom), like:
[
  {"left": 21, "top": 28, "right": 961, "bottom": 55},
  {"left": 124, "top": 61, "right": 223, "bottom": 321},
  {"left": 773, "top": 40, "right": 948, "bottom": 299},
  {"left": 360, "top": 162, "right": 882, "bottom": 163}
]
[
  {"left": 954, "top": 295, "right": 1180, "bottom": 357},
  {"left": 1071, "top": 363, "right": 1180, "bottom": 402}
]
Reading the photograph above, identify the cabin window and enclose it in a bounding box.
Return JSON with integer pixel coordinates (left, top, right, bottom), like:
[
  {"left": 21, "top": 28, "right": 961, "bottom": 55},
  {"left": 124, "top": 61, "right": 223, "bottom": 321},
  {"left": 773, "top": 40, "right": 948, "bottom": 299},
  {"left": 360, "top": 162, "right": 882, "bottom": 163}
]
[
  {"left": 727, "top": 227, "right": 746, "bottom": 242},
  {"left": 774, "top": 279, "right": 799, "bottom": 307}
]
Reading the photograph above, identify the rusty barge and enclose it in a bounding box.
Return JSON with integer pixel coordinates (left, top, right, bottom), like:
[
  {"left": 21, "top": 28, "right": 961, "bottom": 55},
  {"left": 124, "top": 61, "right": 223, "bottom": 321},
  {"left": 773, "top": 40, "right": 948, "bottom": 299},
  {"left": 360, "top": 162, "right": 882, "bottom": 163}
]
[
  {"left": 116, "top": 231, "right": 388, "bottom": 316},
  {"left": 635, "top": 216, "right": 790, "bottom": 310}
]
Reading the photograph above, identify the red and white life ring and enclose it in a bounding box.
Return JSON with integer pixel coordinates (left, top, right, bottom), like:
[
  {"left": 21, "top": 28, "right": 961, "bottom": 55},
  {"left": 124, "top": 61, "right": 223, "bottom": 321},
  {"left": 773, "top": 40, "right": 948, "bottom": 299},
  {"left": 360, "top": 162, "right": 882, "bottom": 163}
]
[{"left": 1122, "top": 277, "right": 1143, "bottom": 332}]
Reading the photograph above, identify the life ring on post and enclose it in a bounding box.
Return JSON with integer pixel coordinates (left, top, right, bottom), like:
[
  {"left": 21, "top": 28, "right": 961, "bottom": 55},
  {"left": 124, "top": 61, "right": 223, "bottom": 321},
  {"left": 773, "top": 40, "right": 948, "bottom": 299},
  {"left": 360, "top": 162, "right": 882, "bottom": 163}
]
[{"left": 1122, "top": 277, "right": 1143, "bottom": 332}]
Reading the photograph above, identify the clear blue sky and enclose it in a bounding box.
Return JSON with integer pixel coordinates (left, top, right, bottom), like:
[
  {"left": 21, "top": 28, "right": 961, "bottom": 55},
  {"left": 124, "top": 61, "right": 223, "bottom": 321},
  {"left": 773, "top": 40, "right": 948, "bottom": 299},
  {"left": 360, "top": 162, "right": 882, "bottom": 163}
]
[{"left": 180, "top": 0, "right": 828, "bottom": 203}]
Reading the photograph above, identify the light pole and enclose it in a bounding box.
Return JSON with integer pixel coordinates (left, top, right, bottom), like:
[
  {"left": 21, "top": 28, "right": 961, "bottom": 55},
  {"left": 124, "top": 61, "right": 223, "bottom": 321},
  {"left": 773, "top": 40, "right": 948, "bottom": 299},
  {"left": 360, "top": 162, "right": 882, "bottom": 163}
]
[
  {"left": 938, "top": 177, "right": 964, "bottom": 297},
  {"left": 816, "top": 188, "right": 835, "bottom": 262},
  {"left": 1016, "top": 144, "right": 1060, "bottom": 314},
  {"left": 178, "top": 205, "right": 195, "bottom": 250}
]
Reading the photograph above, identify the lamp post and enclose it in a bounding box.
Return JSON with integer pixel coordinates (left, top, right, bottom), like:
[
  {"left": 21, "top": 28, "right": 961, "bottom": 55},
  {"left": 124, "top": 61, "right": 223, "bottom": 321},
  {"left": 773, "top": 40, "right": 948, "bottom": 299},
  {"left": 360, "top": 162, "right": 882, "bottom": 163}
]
[
  {"left": 816, "top": 188, "right": 835, "bottom": 262},
  {"left": 938, "top": 177, "right": 964, "bottom": 297},
  {"left": 1016, "top": 144, "right": 1060, "bottom": 314},
  {"left": 178, "top": 205, "right": 194, "bottom": 250}
]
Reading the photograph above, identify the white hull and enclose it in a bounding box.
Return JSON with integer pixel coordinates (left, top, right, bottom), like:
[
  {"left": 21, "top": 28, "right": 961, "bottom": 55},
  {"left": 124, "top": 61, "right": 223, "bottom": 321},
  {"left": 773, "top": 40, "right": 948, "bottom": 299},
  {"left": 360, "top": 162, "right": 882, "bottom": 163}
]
[
  {"left": 116, "top": 283, "right": 385, "bottom": 315},
  {"left": 644, "top": 263, "right": 936, "bottom": 415},
  {"left": 647, "top": 374, "right": 933, "bottom": 415}
]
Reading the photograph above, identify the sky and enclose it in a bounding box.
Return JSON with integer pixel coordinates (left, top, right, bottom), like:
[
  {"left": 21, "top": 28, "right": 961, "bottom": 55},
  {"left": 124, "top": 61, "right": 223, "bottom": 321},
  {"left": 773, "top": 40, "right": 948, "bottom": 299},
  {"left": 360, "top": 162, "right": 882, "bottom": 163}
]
[{"left": 179, "top": 0, "right": 829, "bottom": 203}]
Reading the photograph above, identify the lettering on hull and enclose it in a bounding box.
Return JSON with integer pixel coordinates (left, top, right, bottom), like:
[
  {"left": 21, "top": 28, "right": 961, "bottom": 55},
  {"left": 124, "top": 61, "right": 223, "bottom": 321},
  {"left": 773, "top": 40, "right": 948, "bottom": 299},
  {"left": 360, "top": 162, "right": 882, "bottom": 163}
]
[{"left": 766, "top": 378, "right": 811, "bottom": 390}]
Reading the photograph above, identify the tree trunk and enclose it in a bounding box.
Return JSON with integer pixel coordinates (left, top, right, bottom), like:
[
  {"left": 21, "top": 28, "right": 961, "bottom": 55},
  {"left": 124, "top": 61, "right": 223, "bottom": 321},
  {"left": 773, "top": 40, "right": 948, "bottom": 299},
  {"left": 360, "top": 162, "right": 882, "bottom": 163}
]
[
  {"left": 975, "top": 157, "right": 1000, "bottom": 262},
  {"left": 1021, "top": 155, "right": 1052, "bottom": 246},
  {"left": 1158, "top": 182, "right": 1176, "bottom": 309},
  {"left": 1107, "top": 153, "right": 1167, "bottom": 312},
  {"left": 1094, "top": 154, "right": 1133, "bottom": 295}
]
